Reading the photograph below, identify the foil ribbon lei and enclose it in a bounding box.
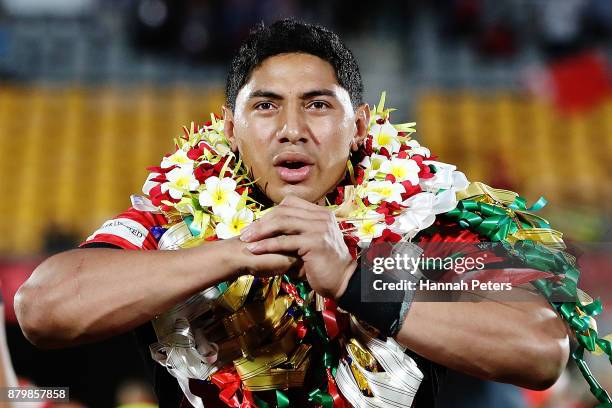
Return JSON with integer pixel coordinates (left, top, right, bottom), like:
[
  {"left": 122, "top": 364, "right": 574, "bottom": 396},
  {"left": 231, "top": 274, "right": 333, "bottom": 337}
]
[
  {"left": 448, "top": 181, "right": 612, "bottom": 407},
  {"left": 139, "top": 94, "right": 610, "bottom": 407}
]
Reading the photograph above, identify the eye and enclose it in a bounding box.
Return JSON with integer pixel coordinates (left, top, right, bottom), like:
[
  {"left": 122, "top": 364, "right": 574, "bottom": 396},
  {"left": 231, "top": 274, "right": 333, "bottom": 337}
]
[
  {"left": 255, "top": 102, "right": 275, "bottom": 110},
  {"left": 307, "top": 100, "right": 330, "bottom": 110}
]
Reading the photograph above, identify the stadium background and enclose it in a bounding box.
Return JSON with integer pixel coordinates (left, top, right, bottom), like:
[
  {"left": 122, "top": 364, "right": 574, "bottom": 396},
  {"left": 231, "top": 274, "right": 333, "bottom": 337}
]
[{"left": 0, "top": 0, "right": 610, "bottom": 406}]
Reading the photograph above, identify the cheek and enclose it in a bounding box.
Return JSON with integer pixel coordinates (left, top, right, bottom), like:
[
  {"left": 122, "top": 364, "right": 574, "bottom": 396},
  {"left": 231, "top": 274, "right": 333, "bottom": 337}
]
[
  {"left": 314, "top": 122, "right": 353, "bottom": 169},
  {"left": 236, "top": 139, "right": 274, "bottom": 181}
]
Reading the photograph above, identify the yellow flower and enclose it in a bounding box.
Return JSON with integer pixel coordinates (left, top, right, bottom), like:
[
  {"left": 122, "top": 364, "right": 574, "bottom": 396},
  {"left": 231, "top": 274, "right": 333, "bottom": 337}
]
[
  {"left": 163, "top": 166, "right": 199, "bottom": 200},
  {"left": 363, "top": 180, "right": 405, "bottom": 204},
  {"left": 216, "top": 208, "right": 254, "bottom": 239},
  {"left": 161, "top": 148, "right": 194, "bottom": 169},
  {"left": 199, "top": 176, "right": 241, "bottom": 215},
  {"left": 348, "top": 211, "right": 385, "bottom": 241},
  {"left": 370, "top": 122, "right": 400, "bottom": 153},
  {"left": 378, "top": 157, "right": 420, "bottom": 184}
]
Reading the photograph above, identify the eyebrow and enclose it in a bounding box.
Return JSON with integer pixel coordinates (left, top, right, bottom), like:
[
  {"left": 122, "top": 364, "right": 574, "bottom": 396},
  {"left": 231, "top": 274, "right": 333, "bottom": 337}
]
[{"left": 247, "top": 89, "right": 337, "bottom": 100}]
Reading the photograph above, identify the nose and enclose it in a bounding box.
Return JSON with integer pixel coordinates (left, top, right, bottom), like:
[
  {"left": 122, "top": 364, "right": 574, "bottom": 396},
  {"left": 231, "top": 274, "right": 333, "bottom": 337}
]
[{"left": 277, "top": 105, "right": 309, "bottom": 145}]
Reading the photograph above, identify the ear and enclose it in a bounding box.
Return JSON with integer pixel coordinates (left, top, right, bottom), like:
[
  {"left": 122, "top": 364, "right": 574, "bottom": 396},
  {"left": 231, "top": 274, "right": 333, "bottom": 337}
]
[
  {"left": 351, "top": 103, "right": 371, "bottom": 151},
  {"left": 223, "top": 105, "right": 239, "bottom": 152}
]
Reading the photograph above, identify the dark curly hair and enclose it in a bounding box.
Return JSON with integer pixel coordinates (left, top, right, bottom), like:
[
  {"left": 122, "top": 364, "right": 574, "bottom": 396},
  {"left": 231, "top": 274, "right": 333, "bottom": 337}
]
[{"left": 225, "top": 18, "right": 364, "bottom": 111}]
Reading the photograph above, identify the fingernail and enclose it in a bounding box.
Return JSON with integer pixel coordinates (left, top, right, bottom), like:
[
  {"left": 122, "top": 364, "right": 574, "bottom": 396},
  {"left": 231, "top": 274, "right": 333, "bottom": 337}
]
[
  {"left": 240, "top": 227, "right": 252, "bottom": 241},
  {"left": 246, "top": 242, "right": 258, "bottom": 252}
]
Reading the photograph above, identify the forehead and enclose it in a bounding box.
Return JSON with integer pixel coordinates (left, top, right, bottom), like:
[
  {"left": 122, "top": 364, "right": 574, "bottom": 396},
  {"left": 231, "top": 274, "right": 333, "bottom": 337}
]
[{"left": 239, "top": 53, "right": 343, "bottom": 97}]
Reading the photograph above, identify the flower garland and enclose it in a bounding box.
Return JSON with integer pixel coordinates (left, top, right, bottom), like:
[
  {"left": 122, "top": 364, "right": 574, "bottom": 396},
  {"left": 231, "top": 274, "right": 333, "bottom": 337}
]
[{"left": 136, "top": 93, "right": 611, "bottom": 408}]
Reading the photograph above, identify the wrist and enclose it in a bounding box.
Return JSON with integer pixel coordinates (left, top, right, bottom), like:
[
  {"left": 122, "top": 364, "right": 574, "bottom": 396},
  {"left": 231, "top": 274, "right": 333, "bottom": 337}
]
[
  {"left": 191, "top": 239, "right": 244, "bottom": 284},
  {"left": 337, "top": 257, "right": 415, "bottom": 338},
  {"left": 221, "top": 238, "right": 249, "bottom": 279},
  {"left": 334, "top": 259, "right": 358, "bottom": 301}
]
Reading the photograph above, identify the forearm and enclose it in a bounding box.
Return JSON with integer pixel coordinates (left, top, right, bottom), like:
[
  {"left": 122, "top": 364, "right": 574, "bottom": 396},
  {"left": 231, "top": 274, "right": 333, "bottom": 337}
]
[
  {"left": 395, "top": 289, "right": 570, "bottom": 389},
  {"left": 15, "top": 240, "right": 239, "bottom": 348}
]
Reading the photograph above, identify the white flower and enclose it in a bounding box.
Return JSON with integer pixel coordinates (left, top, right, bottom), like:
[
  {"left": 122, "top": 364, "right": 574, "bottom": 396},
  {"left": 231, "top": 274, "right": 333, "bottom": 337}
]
[
  {"left": 142, "top": 172, "right": 161, "bottom": 195},
  {"left": 348, "top": 211, "right": 385, "bottom": 242},
  {"left": 378, "top": 157, "right": 420, "bottom": 184},
  {"left": 359, "top": 154, "right": 388, "bottom": 180},
  {"left": 406, "top": 140, "right": 430, "bottom": 158},
  {"left": 161, "top": 148, "right": 194, "bottom": 169},
  {"left": 370, "top": 122, "right": 400, "bottom": 153},
  {"left": 216, "top": 208, "right": 254, "bottom": 239},
  {"left": 391, "top": 193, "right": 437, "bottom": 238},
  {"left": 419, "top": 161, "right": 457, "bottom": 192},
  {"left": 362, "top": 180, "right": 405, "bottom": 204},
  {"left": 452, "top": 171, "right": 470, "bottom": 192},
  {"left": 199, "top": 176, "right": 241, "bottom": 215},
  {"left": 163, "top": 166, "right": 200, "bottom": 200}
]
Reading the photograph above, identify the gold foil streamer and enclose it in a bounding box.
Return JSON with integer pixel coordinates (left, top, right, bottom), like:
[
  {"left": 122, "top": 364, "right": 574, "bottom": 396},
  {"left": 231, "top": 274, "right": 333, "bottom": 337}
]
[
  {"left": 215, "top": 275, "right": 255, "bottom": 312},
  {"left": 243, "top": 354, "right": 311, "bottom": 391},
  {"left": 456, "top": 181, "right": 518, "bottom": 204},
  {"left": 508, "top": 228, "right": 565, "bottom": 250},
  {"left": 222, "top": 295, "right": 293, "bottom": 338},
  {"left": 234, "top": 327, "right": 297, "bottom": 381},
  {"left": 347, "top": 338, "right": 378, "bottom": 396}
]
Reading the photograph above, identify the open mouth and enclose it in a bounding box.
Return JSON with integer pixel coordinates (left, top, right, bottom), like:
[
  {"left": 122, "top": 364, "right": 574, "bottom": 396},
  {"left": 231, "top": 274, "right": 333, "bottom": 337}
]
[
  {"left": 281, "top": 160, "right": 308, "bottom": 170},
  {"left": 273, "top": 153, "right": 314, "bottom": 183}
]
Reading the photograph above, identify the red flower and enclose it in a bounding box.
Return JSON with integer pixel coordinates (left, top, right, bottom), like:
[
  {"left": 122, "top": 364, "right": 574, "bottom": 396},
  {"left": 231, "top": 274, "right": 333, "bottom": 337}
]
[
  {"left": 212, "top": 158, "right": 233, "bottom": 178},
  {"left": 372, "top": 228, "right": 402, "bottom": 245},
  {"left": 419, "top": 165, "right": 434, "bottom": 179},
  {"left": 343, "top": 233, "right": 360, "bottom": 260},
  {"left": 199, "top": 141, "right": 217, "bottom": 155},
  {"left": 146, "top": 165, "right": 175, "bottom": 174},
  {"left": 194, "top": 163, "right": 215, "bottom": 183},
  {"left": 355, "top": 168, "right": 365, "bottom": 185},
  {"left": 375, "top": 201, "right": 403, "bottom": 216},
  {"left": 364, "top": 137, "right": 373, "bottom": 155},
  {"left": 149, "top": 184, "right": 179, "bottom": 207},
  {"left": 411, "top": 154, "right": 425, "bottom": 164},
  {"left": 187, "top": 146, "right": 204, "bottom": 160},
  {"left": 400, "top": 181, "right": 422, "bottom": 201},
  {"left": 411, "top": 154, "right": 434, "bottom": 179},
  {"left": 335, "top": 186, "right": 345, "bottom": 205}
]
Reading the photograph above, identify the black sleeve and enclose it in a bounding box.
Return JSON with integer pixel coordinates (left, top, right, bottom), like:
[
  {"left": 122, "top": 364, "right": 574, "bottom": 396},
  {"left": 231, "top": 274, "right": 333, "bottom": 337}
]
[
  {"left": 79, "top": 242, "right": 124, "bottom": 249},
  {"left": 407, "top": 350, "right": 448, "bottom": 407}
]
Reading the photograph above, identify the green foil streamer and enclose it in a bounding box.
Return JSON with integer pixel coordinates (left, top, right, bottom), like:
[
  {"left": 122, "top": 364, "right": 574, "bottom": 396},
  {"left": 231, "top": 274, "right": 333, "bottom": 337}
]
[{"left": 447, "top": 195, "right": 612, "bottom": 405}]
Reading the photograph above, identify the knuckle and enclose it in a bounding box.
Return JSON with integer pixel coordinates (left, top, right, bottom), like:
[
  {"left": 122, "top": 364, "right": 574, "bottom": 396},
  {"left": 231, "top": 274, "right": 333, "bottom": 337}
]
[{"left": 315, "top": 220, "right": 327, "bottom": 232}]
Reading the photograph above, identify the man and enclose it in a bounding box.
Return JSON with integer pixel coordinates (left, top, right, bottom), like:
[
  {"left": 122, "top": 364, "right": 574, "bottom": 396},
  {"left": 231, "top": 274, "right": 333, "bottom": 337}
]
[{"left": 15, "top": 19, "right": 569, "bottom": 407}]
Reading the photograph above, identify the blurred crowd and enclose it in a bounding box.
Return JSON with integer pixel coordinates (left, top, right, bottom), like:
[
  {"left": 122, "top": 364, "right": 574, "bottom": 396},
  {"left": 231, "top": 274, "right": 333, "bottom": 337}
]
[{"left": 0, "top": 1, "right": 610, "bottom": 407}]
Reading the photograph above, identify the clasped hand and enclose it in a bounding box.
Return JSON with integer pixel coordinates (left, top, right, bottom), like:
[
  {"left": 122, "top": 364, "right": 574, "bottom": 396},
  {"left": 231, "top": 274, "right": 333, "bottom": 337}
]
[{"left": 238, "top": 195, "right": 356, "bottom": 300}]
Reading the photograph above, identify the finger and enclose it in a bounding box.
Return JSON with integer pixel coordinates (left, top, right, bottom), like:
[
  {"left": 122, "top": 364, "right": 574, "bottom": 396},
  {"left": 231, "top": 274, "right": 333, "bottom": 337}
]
[
  {"left": 246, "top": 233, "right": 317, "bottom": 256},
  {"left": 280, "top": 195, "right": 330, "bottom": 213},
  {"left": 247, "top": 252, "right": 299, "bottom": 277},
  {"left": 241, "top": 215, "right": 326, "bottom": 242},
  {"left": 263, "top": 205, "right": 330, "bottom": 222},
  {"left": 277, "top": 197, "right": 339, "bottom": 228},
  {"left": 241, "top": 206, "right": 329, "bottom": 240}
]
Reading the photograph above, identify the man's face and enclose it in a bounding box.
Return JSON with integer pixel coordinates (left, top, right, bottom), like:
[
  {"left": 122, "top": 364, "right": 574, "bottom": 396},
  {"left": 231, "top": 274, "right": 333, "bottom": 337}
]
[{"left": 224, "top": 52, "right": 369, "bottom": 204}]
